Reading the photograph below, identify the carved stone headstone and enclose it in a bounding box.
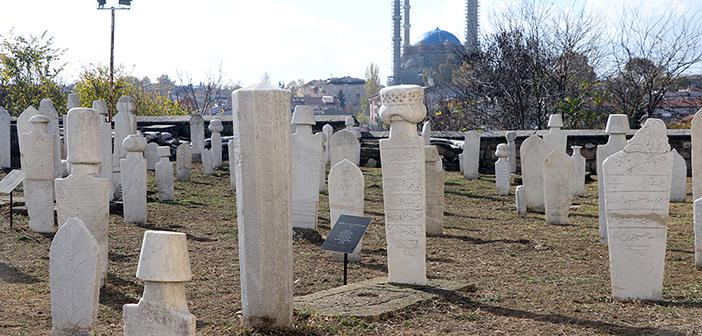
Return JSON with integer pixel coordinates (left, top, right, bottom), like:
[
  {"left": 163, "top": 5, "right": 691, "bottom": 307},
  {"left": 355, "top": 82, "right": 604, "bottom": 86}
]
[
  {"left": 519, "top": 134, "right": 546, "bottom": 212},
  {"left": 208, "top": 118, "right": 223, "bottom": 169},
  {"left": 317, "top": 132, "right": 328, "bottom": 192},
  {"left": 328, "top": 159, "right": 365, "bottom": 262},
  {"left": 123, "top": 231, "right": 195, "bottom": 335},
  {"left": 113, "top": 96, "right": 136, "bottom": 165},
  {"left": 571, "top": 145, "right": 586, "bottom": 197},
  {"left": 379, "top": 85, "right": 427, "bottom": 285},
  {"left": 92, "top": 100, "right": 112, "bottom": 184},
  {"left": 0, "top": 107, "right": 10, "bottom": 168},
  {"left": 694, "top": 198, "right": 702, "bottom": 268},
  {"left": 494, "top": 143, "right": 510, "bottom": 196},
  {"left": 39, "top": 99, "right": 62, "bottom": 178},
  {"left": 544, "top": 150, "right": 573, "bottom": 225},
  {"left": 603, "top": 118, "right": 671, "bottom": 300},
  {"left": 421, "top": 120, "right": 431, "bottom": 145},
  {"left": 670, "top": 149, "right": 687, "bottom": 203},
  {"left": 597, "top": 114, "right": 630, "bottom": 244},
  {"left": 462, "top": 131, "right": 480, "bottom": 180},
  {"left": 121, "top": 134, "right": 147, "bottom": 224},
  {"left": 505, "top": 131, "right": 517, "bottom": 173},
  {"left": 322, "top": 123, "right": 333, "bottom": 162},
  {"left": 345, "top": 115, "right": 361, "bottom": 138},
  {"left": 176, "top": 143, "right": 192, "bottom": 182},
  {"left": 156, "top": 146, "right": 174, "bottom": 201},
  {"left": 692, "top": 108, "right": 702, "bottom": 200},
  {"left": 233, "top": 83, "right": 293, "bottom": 328},
  {"left": 54, "top": 108, "right": 110, "bottom": 283},
  {"left": 228, "top": 139, "right": 237, "bottom": 192},
  {"left": 20, "top": 115, "right": 56, "bottom": 232},
  {"left": 330, "top": 129, "right": 360, "bottom": 167},
  {"left": 202, "top": 148, "right": 214, "bottom": 176},
  {"left": 425, "top": 145, "right": 444, "bottom": 236},
  {"left": 17, "top": 106, "right": 40, "bottom": 166},
  {"left": 291, "top": 106, "right": 323, "bottom": 230},
  {"left": 543, "top": 114, "right": 566, "bottom": 154},
  {"left": 515, "top": 185, "right": 526, "bottom": 216},
  {"left": 189, "top": 114, "right": 204, "bottom": 162},
  {"left": 145, "top": 142, "right": 159, "bottom": 171},
  {"left": 50, "top": 217, "right": 100, "bottom": 336}
]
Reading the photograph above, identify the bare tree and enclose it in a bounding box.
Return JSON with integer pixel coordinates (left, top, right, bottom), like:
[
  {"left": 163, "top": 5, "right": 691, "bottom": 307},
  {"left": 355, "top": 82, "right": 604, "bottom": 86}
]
[{"left": 176, "top": 63, "right": 224, "bottom": 115}]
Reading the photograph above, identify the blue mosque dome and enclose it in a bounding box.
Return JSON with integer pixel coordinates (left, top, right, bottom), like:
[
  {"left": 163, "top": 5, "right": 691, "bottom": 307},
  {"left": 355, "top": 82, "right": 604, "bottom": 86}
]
[{"left": 415, "top": 28, "right": 462, "bottom": 46}]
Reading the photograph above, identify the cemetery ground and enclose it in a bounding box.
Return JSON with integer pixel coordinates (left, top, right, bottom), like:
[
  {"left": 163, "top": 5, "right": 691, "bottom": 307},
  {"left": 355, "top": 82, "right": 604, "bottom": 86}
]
[{"left": 1, "top": 166, "right": 701, "bottom": 335}]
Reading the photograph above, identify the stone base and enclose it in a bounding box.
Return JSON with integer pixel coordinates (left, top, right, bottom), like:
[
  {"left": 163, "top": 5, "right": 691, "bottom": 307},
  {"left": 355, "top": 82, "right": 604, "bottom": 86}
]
[{"left": 294, "top": 277, "right": 473, "bottom": 319}]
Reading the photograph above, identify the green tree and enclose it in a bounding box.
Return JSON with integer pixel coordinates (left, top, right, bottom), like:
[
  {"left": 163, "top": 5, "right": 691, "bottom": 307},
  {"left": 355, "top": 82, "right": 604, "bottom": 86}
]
[
  {"left": 0, "top": 30, "right": 66, "bottom": 115},
  {"left": 360, "top": 63, "right": 381, "bottom": 118}
]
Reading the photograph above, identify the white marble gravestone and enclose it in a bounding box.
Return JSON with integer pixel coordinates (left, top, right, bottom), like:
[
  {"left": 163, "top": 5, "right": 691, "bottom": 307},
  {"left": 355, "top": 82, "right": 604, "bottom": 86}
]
[
  {"left": 692, "top": 108, "right": 702, "bottom": 200},
  {"left": 202, "top": 148, "right": 214, "bottom": 176},
  {"left": 494, "top": 143, "right": 510, "bottom": 196},
  {"left": 505, "top": 131, "right": 517, "bottom": 173},
  {"left": 92, "top": 100, "right": 112, "bottom": 183},
  {"left": 121, "top": 134, "right": 147, "bottom": 224},
  {"left": 462, "top": 131, "right": 480, "bottom": 179},
  {"left": 54, "top": 108, "right": 110, "bottom": 284},
  {"left": 345, "top": 115, "right": 361, "bottom": 138},
  {"left": 519, "top": 134, "right": 546, "bottom": 212},
  {"left": 515, "top": 185, "right": 527, "bottom": 216},
  {"left": 20, "top": 115, "right": 56, "bottom": 233},
  {"left": 39, "top": 99, "right": 62, "bottom": 178},
  {"left": 425, "top": 145, "right": 444, "bottom": 236},
  {"left": 232, "top": 82, "right": 293, "bottom": 328},
  {"left": 189, "top": 114, "right": 204, "bottom": 162},
  {"left": 571, "top": 146, "right": 586, "bottom": 197},
  {"left": 228, "top": 139, "right": 237, "bottom": 192},
  {"left": 458, "top": 152, "right": 464, "bottom": 174},
  {"left": 421, "top": 120, "right": 431, "bottom": 145},
  {"left": 209, "top": 118, "right": 223, "bottom": 169},
  {"left": 603, "top": 118, "right": 672, "bottom": 301},
  {"left": 317, "top": 132, "right": 328, "bottom": 192},
  {"left": 156, "top": 146, "right": 174, "bottom": 201},
  {"left": 670, "top": 149, "right": 687, "bottom": 203},
  {"left": 323, "top": 123, "right": 334, "bottom": 163},
  {"left": 379, "top": 85, "right": 427, "bottom": 286},
  {"left": 0, "top": 107, "right": 10, "bottom": 168},
  {"left": 17, "top": 106, "right": 40, "bottom": 160},
  {"left": 50, "top": 217, "right": 100, "bottom": 336},
  {"left": 113, "top": 96, "right": 136, "bottom": 165},
  {"left": 145, "top": 142, "right": 159, "bottom": 171},
  {"left": 176, "top": 143, "right": 192, "bottom": 182},
  {"left": 291, "top": 105, "right": 323, "bottom": 230},
  {"left": 123, "top": 231, "right": 195, "bottom": 335},
  {"left": 544, "top": 150, "right": 573, "bottom": 225},
  {"left": 695, "top": 198, "right": 702, "bottom": 268},
  {"left": 543, "top": 114, "right": 566, "bottom": 154},
  {"left": 328, "top": 159, "right": 365, "bottom": 262},
  {"left": 597, "top": 114, "right": 630, "bottom": 244},
  {"left": 330, "top": 129, "right": 360, "bottom": 167}
]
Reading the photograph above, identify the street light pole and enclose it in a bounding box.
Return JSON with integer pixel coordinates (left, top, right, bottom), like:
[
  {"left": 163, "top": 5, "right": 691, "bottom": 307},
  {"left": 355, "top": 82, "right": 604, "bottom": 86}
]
[{"left": 98, "top": 1, "right": 131, "bottom": 122}]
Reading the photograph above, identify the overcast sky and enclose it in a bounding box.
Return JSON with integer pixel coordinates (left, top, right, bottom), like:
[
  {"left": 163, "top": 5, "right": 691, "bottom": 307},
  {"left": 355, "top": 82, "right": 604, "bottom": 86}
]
[{"left": 0, "top": 0, "right": 696, "bottom": 87}]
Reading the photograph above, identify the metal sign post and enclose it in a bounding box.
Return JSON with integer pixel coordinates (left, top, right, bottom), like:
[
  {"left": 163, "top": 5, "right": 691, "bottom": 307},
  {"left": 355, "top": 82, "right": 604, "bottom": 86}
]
[{"left": 321, "top": 215, "right": 373, "bottom": 286}]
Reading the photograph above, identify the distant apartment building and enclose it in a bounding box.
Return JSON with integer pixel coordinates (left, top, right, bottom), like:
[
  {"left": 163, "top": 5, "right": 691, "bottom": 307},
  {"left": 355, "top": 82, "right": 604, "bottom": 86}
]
[{"left": 298, "top": 77, "right": 366, "bottom": 115}]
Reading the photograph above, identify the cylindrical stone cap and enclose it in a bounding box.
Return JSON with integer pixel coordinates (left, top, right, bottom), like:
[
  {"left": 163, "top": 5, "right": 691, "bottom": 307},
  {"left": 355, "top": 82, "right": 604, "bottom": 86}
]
[
  {"left": 495, "top": 143, "right": 510, "bottom": 157},
  {"left": 67, "top": 93, "right": 81, "bottom": 109},
  {"left": 136, "top": 230, "right": 192, "bottom": 282},
  {"left": 379, "top": 85, "right": 427, "bottom": 124},
  {"left": 505, "top": 131, "right": 517, "bottom": 141},
  {"left": 605, "top": 114, "right": 630, "bottom": 134},
  {"left": 291, "top": 106, "right": 316, "bottom": 126},
  {"left": 157, "top": 146, "right": 170, "bottom": 157},
  {"left": 66, "top": 108, "right": 101, "bottom": 164},
  {"left": 29, "top": 115, "right": 50, "bottom": 130},
  {"left": 547, "top": 114, "right": 564, "bottom": 128},
  {"left": 92, "top": 100, "right": 108, "bottom": 115},
  {"left": 208, "top": 119, "right": 224, "bottom": 132},
  {"left": 122, "top": 134, "right": 146, "bottom": 153}
]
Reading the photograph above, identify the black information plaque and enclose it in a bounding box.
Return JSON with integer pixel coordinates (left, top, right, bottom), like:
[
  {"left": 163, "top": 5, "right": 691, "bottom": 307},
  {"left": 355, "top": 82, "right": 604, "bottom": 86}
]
[{"left": 322, "top": 215, "right": 373, "bottom": 254}]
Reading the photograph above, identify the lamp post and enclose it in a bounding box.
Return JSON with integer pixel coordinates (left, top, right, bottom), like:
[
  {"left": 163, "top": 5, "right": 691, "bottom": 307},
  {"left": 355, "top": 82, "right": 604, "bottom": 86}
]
[{"left": 97, "top": 0, "right": 131, "bottom": 122}]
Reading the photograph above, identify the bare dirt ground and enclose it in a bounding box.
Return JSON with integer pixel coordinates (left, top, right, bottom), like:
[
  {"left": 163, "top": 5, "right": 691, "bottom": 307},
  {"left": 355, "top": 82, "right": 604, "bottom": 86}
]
[{"left": 1, "top": 165, "right": 701, "bottom": 335}]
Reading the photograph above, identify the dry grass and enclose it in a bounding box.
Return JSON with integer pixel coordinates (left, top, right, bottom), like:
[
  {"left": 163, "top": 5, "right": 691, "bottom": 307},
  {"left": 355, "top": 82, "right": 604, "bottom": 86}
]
[{"left": 1, "top": 165, "right": 701, "bottom": 335}]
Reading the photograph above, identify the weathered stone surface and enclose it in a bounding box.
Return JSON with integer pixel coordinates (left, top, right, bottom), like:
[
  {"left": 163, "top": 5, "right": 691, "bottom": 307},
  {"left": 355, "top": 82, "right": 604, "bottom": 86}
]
[
  {"left": 55, "top": 108, "right": 110, "bottom": 284},
  {"left": 155, "top": 146, "right": 174, "bottom": 201},
  {"left": 597, "top": 114, "right": 630, "bottom": 244},
  {"left": 92, "top": 100, "right": 112, "bottom": 187},
  {"left": 294, "top": 277, "right": 472, "bottom": 318},
  {"left": 50, "top": 217, "right": 100, "bottom": 336},
  {"left": 20, "top": 115, "right": 56, "bottom": 233},
  {"left": 121, "top": 134, "right": 148, "bottom": 224},
  {"left": 692, "top": 108, "right": 702, "bottom": 200},
  {"left": 202, "top": 148, "right": 214, "bottom": 176},
  {"left": 421, "top": 120, "right": 431, "bottom": 145},
  {"left": 113, "top": 96, "right": 136, "bottom": 167},
  {"left": 39, "top": 99, "right": 62, "bottom": 178},
  {"left": 232, "top": 82, "right": 293, "bottom": 328},
  {"left": 323, "top": 123, "right": 334, "bottom": 164},
  {"left": 670, "top": 149, "right": 687, "bottom": 203},
  {"left": 345, "top": 115, "right": 361, "bottom": 138},
  {"left": 462, "top": 131, "right": 480, "bottom": 179},
  {"left": 458, "top": 153, "right": 464, "bottom": 173},
  {"left": 543, "top": 114, "right": 566, "bottom": 154},
  {"left": 603, "top": 118, "right": 671, "bottom": 301},
  {"left": 328, "top": 159, "right": 365, "bottom": 262},
  {"left": 176, "top": 143, "right": 192, "bottom": 182},
  {"left": 379, "top": 85, "right": 427, "bottom": 286},
  {"left": 17, "top": 106, "right": 40, "bottom": 167},
  {"left": 519, "top": 135, "right": 546, "bottom": 212},
  {"left": 571, "top": 146, "right": 586, "bottom": 197},
  {"left": 494, "top": 144, "right": 510, "bottom": 196},
  {"left": 317, "top": 132, "right": 327, "bottom": 192},
  {"left": 145, "top": 142, "right": 159, "bottom": 171},
  {"left": 544, "top": 150, "right": 573, "bottom": 225},
  {"left": 291, "top": 106, "right": 323, "bottom": 230},
  {"left": 505, "top": 131, "right": 517, "bottom": 173},
  {"left": 330, "top": 129, "right": 360, "bottom": 167},
  {"left": 425, "top": 145, "right": 444, "bottom": 236},
  {"left": 123, "top": 231, "right": 195, "bottom": 336},
  {"left": 0, "top": 107, "right": 10, "bottom": 168},
  {"left": 209, "top": 119, "right": 223, "bottom": 168},
  {"left": 228, "top": 139, "right": 237, "bottom": 192},
  {"left": 189, "top": 114, "right": 204, "bottom": 162},
  {"left": 695, "top": 198, "right": 702, "bottom": 268},
  {"left": 515, "top": 185, "right": 526, "bottom": 216}
]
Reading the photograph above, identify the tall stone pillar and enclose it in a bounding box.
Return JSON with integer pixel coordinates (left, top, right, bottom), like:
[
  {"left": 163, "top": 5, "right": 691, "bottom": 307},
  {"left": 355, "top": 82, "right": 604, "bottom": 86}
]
[
  {"left": 189, "top": 114, "right": 204, "bottom": 162},
  {"left": 121, "top": 134, "right": 148, "bottom": 224},
  {"left": 291, "top": 105, "right": 323, "bottom": 230},
  {"left": 209, "top": 119, "right": 223, "bottom": 168},
  {"left": 597, "top": 114, "right": 629, "bottom": 244},
  {"left": 156, "top": 146, "right": 175, "bottom": 201},
  {"left": 20, "top": 115, "right": 56, "bottom": 232}
]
